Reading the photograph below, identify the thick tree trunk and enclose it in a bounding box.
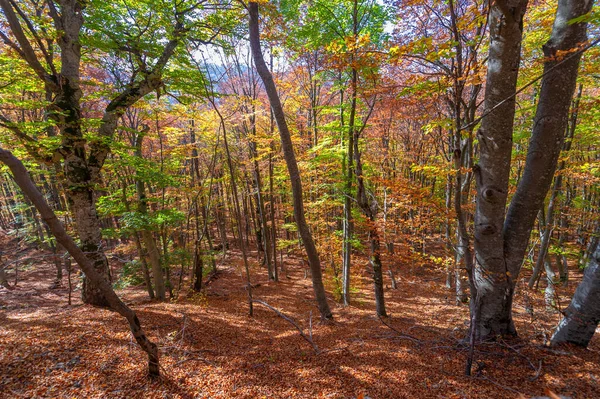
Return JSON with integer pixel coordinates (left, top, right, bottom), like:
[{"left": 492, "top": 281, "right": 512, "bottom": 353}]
[
  {"left": 248, "top": 1, "right": 332, "bottom": 319},
  {"left": 0, "top": 147, "right": 160, "bottom": 376},
  {"left": 503, "top": 0, "right": 594, "bottom": 320},
  {"left": 473, "top": 0, "right": 528, "bottom": 339},
  {"left": 474, "top": 0, "right": 592, "bottom": 339},
  {"left": 551, "top": 245, "right": 600, "bottom": 347}
]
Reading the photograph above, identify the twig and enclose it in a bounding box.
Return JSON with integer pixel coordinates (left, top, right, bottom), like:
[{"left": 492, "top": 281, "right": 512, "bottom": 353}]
[
  {"left": 474, "top": 374, "right": 522, "bottom": 395},
  {"left": 497, "top": 339, "right": 537, "bottom": 371},
  {"left": 252, "top": 299, "right": 319, "bottom": 354},
  {"left": 377, "top": 315, "right": 422, "bottom": 344},
  {"left": 530, "top": 360, "right": 543, "bottom": 382}
]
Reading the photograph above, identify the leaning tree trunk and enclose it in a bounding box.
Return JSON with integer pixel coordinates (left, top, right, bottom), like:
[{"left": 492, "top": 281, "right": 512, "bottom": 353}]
[
  {"left": 503, "top": 0, "right": 594, "bottom": 327},
  {"left": 248, "top": 1, "right": 332, "bottom": 319},
  {"left": 0, "top": 147, "right": 160, "bottom": 376},
  {"left": 551, "top": 244, "right": 600, "bottom": 347}
]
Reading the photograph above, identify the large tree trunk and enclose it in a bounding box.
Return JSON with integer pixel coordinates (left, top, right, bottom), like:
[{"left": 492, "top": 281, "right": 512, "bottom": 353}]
[
  {"left": 474, "top": 0, "right": 592, "bottom": 340},
  {"left": 472, "top": 0, "right": 528, "bottom": 339},
  {"left": 503, "top": 0, "right": 594, "bottom": 324},
  {"left": 551, "top": 244, "right": 600, "bottom": 347},
  {"left": 0, "top": 147, "right": 160, "bottom": 376},
  {"left": 50, "top": 0, "right": 111, "bottom": 307},
  {"left": 248, "top": 1, "right": 332, "bottom": 319}
]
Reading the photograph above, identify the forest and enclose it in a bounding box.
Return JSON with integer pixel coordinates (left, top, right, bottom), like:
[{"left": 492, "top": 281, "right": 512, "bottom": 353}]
[{"left": 0, "top": 0, "right": 599, "bottom": 398}]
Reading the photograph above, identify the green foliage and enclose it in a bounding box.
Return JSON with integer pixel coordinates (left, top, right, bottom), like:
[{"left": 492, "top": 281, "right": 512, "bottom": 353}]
[
  {"left": 120, "top": 209, "right": 185, "bottom": 232},
  {"left": 114, "top": 260, "right": 145, "bottom": 289}
]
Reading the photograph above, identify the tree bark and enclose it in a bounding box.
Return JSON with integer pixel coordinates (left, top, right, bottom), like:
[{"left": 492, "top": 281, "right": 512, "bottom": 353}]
[
  {"left": 473, "top": 0, "right": 529, "bottom": 339},
  {"left": 551, "top": 244, "right": 600, "bottom": 347},
  {"left": 474, "top": 0, "right": 592, "bottom": 339},
  {"left": 248, "top": 1, "right": 332, "bottom": 319}
]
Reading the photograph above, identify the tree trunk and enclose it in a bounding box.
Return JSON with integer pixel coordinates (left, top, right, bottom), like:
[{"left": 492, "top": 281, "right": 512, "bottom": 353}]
[
  {"left": 135, "top": 132, "right": 166, "bottom": 300},
  {"left": 248, "top": 1, "right": 332, "bottom": 319},
  {"left": 342, "top": 66, "right": 357, "bottom": 307},
  {"left": 193, "top": 244, "right": 203, "bottom": 292},
  {"left": 503, "top": 0, "right": 594, "bottom": 324},
  {"left": 474, "top": 0, "right": 592, "bottom": 340},
  {"left": 472, "top": 0, "right": 528, "bottom": 339},
  {"left": 551, "top": 244, "right": 600, "bottom": 347}
]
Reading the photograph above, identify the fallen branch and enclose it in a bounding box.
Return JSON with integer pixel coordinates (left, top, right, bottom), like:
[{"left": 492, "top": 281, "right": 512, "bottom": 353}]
[
  {"left": 530, "top": 360, "right": 543, "bottom": 382},
  {"left": 252, "top": 299, "right": 319, "bottom": 354},
  {"left": 474, "top": 374, "right": 522, "bottom": 395},
  {"left": 378, "top": 315, "right": 422, "bottom": 344},
  {"left": 497, "top": 339, "right": 538, "bottom": 372},
  {"left": 175, "top": 350, "right": 216, "bottom": 367}
]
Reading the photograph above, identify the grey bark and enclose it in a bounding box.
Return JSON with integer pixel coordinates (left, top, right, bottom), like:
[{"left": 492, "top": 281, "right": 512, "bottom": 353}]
[
  {"left": 473, "top": 0, "right": 529, "bottom": 339},
  {"left": 529, "top": 84, "right": 582, "bottom": 288},
  {"left": 473, "top": 0, "right": 592, "bottom": 339},
  {"left": 503, "top": 0, "right": 594, "bottom": 321},
  {"left": 248, "top": 1, "right": 332, "bottom": 319},
  {"left": 551, "top": 244, "right": 600, "bottom": 347}
]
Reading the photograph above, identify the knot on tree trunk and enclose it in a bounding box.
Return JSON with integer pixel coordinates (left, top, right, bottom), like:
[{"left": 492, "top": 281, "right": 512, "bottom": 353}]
[
  {"left": 481, "top": 185, "right": 504, "bottom": 203},
  {"left": 477, "top": 223, "right": 497, "bottom": 236}
]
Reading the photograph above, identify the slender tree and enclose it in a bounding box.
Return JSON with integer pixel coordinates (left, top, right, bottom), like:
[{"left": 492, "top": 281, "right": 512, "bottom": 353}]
[{"left": 248, "top": 1, "right": 332, "bottom": 319}]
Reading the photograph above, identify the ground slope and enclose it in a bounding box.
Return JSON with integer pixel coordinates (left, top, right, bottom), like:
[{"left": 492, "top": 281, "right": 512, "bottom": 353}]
[{"left": 1, "top": 239, "right": 599, "bottom": 398}]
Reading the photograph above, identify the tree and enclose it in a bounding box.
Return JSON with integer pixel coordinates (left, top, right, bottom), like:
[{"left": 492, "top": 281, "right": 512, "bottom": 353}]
[
  {"left": 551, "top": 241, "right": 600, "bottom": 347},
  {"left": 473, "top": 0, "right": 594, "bottom": 339},
  {"left": 0, "top": 146, "right": 160, "bottom": 376},
  {"left": 0, "top": 0, "right": 190, "bottom": 305},
  {"left": 248, "top": 0, "right": 333, "bottom": 320}
]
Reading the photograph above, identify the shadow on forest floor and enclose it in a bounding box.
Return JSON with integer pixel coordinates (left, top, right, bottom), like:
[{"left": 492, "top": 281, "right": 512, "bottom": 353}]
[{"left": 1, "top": 241, "right": 599, "bottom": 399}]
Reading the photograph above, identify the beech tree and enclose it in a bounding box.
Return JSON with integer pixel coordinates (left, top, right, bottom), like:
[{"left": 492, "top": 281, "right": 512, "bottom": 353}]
[
  {"left": 473, "top": 0, "right": 594, "bottom": 339},
  {"left": 0, "top": 0, "right": 226, "bottom": 305},
  {"left": 248, "top": 0, "right": 333, "bottom": 320},
  {"left": 0, "top": 0, "right": 181, "bottom": 305}
]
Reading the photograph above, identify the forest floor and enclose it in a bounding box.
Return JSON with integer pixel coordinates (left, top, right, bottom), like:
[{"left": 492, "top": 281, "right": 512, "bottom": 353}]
[{"left": 1, "top": 231, "right": 599, "bottom": 399}]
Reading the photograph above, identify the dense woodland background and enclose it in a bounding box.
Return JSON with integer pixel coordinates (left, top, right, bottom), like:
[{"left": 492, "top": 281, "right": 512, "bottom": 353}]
[{"left": 0, "top": 0, "right": 599, "bottom": 398}]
